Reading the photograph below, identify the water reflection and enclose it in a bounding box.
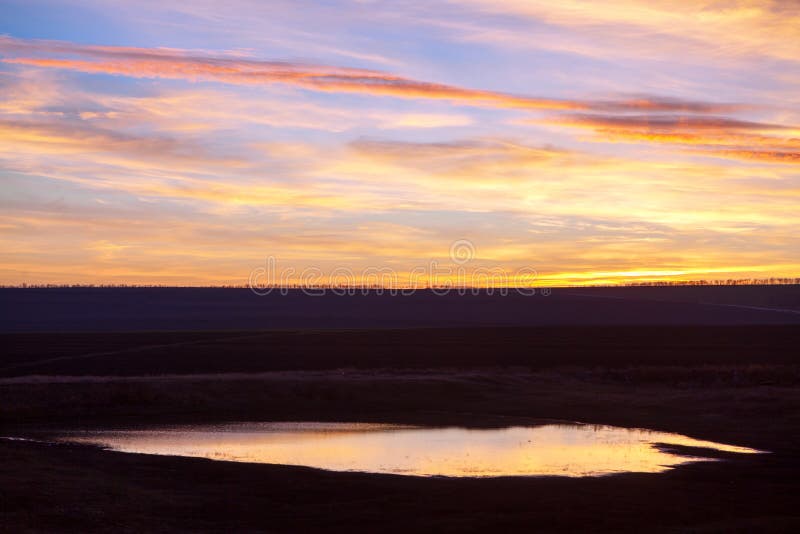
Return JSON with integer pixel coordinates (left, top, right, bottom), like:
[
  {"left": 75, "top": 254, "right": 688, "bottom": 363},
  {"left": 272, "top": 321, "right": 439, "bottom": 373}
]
[{"left": 57, "top": 422, "right": 763, "bottom": 477}]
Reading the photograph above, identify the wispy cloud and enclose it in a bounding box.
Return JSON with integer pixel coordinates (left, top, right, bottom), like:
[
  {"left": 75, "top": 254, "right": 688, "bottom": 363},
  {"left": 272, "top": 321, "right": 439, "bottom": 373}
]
[
  {"left": 0, "top": 36, "right": 739, "bottom": 113},
  {"left": 453, "top": 0, "right": 800, "bottom": 64},
  {"left": 702, "top": 149, "right": 800, "bottom": 165},
  {"left": 545, "top": 113, "right": 800, "bottom": 164},
  {"left": 550, "top": 114, "right": 790, "bottom": 132},
  {"left": 0, "top": 117, "right": 242, "bottom": 164}
]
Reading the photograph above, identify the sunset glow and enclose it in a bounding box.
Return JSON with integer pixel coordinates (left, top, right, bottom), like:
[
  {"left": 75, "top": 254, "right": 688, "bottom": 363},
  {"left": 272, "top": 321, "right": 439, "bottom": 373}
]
[{"left": 1, "top": 1, "right": 799, "bottom": 286}]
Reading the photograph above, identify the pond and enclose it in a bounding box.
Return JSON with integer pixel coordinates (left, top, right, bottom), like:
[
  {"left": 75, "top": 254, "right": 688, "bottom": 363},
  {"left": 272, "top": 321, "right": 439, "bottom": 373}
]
[{"left": 54, "top": 422, "right": 763, "bottom": 478}]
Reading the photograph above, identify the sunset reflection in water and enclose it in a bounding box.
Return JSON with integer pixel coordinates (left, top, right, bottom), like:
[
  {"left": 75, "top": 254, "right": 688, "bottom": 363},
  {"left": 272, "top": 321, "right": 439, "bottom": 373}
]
[{"left": 58, "top": 422, "right": 763, "bottom": 478}]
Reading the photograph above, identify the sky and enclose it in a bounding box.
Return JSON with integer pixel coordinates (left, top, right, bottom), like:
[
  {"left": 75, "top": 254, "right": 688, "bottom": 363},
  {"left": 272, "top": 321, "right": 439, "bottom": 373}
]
[{"left": 1, "top": 0, "right": 799, "bottom": 287}]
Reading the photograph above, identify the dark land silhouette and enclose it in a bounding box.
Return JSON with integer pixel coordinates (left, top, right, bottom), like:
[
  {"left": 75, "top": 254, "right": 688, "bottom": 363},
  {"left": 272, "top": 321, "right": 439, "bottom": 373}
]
[
  {"left": 2, "top": 285, "right": 800, "bottom": 532},
  {"left": 1, "top": 285, "right": 799, "bottom": 332}
]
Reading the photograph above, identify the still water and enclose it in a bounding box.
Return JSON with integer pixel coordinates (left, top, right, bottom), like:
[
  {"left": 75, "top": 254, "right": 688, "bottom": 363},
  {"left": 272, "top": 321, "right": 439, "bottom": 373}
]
[{"left": 56, "top": 422, "right": 762, "bottom": 477}]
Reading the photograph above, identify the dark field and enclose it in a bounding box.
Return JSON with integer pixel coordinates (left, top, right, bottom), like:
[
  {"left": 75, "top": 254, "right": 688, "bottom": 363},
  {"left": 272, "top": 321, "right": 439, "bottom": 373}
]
[
  {"left": 2, "top": 287, "right": 800, "bottom": 532},
  {"left": 4, "top": 325, "right": 800, "bottom": 378},
  {"left": 2, "top": 285, "right": 800, "bottom": 333}
]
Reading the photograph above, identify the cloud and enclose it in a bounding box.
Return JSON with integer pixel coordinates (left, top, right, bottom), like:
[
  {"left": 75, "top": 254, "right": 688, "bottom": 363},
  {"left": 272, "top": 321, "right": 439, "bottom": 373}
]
[
  {"left": 544, "top": 113, "right": 800, "bottom": 164},
  {"left": 702, "top": 149, "right": 800, "bottom": 165},
  {"left": 0, "top": 116, "right": 245, "bottom": 167},
  {"left": 348, "top": 138, "right": 569, "bottom": 179},
  {"left": 0, "top": 69, "right": 471, "bottom": 134},
  {"left": 550, "top": 114, "right": 790, "bottom": 131},
  {"left": 350, "top": 138, "right": 567, "bottom": 160},
  {"left": 581, "top": 131, "right": 800, "bottom": 150},
  {"left": 0, "top": 36, "right": 739, "bottom": 113},
  {"left": 0, "top": 114, "right": 407, "bottom": 213},
  {"left": 453, "top": 0, "right": 800, "bottom": 64},
  {"left": 375, "top": 113, "right": 473, "bottom": 129}
]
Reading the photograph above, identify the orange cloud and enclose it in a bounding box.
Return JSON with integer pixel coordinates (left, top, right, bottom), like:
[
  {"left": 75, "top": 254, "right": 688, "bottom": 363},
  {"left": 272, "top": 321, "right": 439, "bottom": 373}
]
[
  {"left": 0, "top": 37, "right": 739, "bottom": 113},
  {"left": 591, "top": 130, "right": 800, "bottom": 150},
  {"left": 551, "top": 114, "right": 789, "bottom": 131},
  {"left": 545, "top": 113, "right": 800, "bottom": 164},
  {"left": 702, "top": 149, "right": 800, "bottom": 165}
]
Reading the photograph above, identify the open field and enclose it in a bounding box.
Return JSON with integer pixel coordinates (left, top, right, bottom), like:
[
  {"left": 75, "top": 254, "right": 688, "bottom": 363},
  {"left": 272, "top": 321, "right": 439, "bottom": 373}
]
[
  {"left": 3, "top": 325, "right": 800, "bottom": 378},
  {"left": 2, "top": 288, "right": 800, "bottom": 532},
  {"left": 2, "top": 286, "right": 800, "bottom": 333}
]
